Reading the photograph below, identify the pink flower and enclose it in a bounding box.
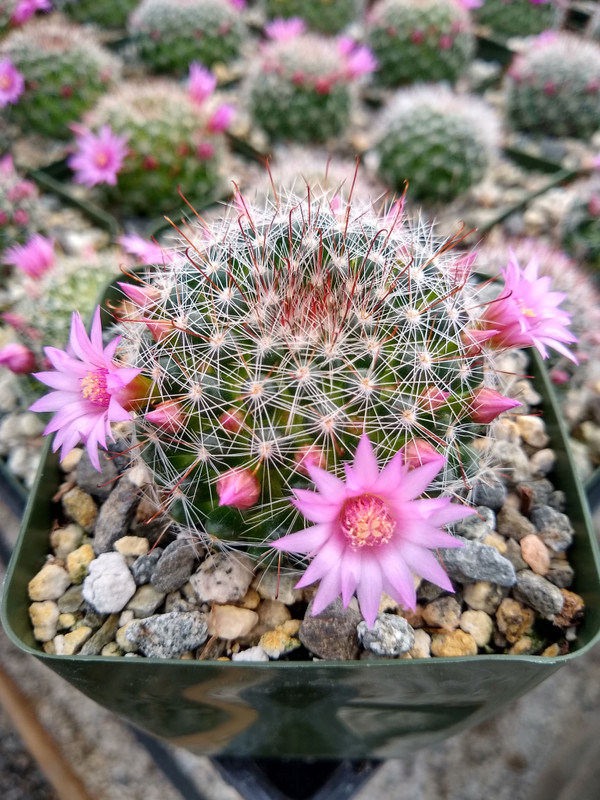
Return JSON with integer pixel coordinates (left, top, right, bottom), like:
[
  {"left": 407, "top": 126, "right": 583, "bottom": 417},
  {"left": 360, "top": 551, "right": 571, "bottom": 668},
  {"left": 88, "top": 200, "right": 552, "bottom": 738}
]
[
  {"left": 145, "top": 400, "right": 185, "bottom": 433},
  {"left": 403, "top": 439, "right": 443, "bottom": 469},
  {"left": 294, "top": 444, "right": 327, "bottom": 475},
  {"left": 29, "top": 307, "right": 142, "bottom": 470},
  {"left": 217, "top": 468, "right": 261, "bottom": 509},
  {"left": 3, "top": 234, "right": 55, "bottom": 278},
  {"left": 117, "top": 234, "right": 175, "bottom": 265},
  {"left": 227, "top": 0, "right": 246, "bottom": 8},
  {"left": 0, "top": 59, "right": 25, "bottom": 108},
  {"left": 188, "top": 62, "right": 217, "bottom": 105},
  {"left": 468, "top": 387, "right": 521, "bottom": 424},
  {"left": 484, "top": 253, "right": 578, "bottom": 362},
  {"left": 265, "top": 17, "right": 306, "bottom": 41},
  {"left": 455, "top": 0, "right": 483, "bottom": 8},
  {"left": 219, "top": 408, "right": 244, "bottom": 433},
  {"left": 273, "top": 435, "right": 474, "bottom": 627},
  {"left": 11, "top": 0, "right": 51, "bottom": 25},
  {"left": 0, "top": 342, "right": 36, "bottom": 374},
  {"left": 461, "top": 328, "right": 500, "bottom": 357},
  {"left": 68, "top": 124, "right": 129, "bottom": 188},
  {"left": 208, "top": 103, "right": 235, "bottom": 132},
  {"left": 197, "top": 142, "right": 215, "bottom": 160},
  {"left": 117, "top": 280, "right": 162, "bottom": 308},
  {"left": 343, "top": 44, "right": 378, "bottom": 79}
]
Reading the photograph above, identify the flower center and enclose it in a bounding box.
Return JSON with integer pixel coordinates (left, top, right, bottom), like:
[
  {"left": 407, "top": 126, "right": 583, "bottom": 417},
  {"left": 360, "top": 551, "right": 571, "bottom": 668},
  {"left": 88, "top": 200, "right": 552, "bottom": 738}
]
[
  {"left": 340, "top": 494, "right": 396, "bottom": 550},
  {"left": 517, "top": 299, "right": 537, "bottom": 318},
  {"left": 95, "top": 151, "right": 109, "bottom": 168},
  {"left": 0, "top": 76, "right": 11, "bottom": 90},
  {"left": 81, "top": 368, "right": 111, "bottom": 407}
]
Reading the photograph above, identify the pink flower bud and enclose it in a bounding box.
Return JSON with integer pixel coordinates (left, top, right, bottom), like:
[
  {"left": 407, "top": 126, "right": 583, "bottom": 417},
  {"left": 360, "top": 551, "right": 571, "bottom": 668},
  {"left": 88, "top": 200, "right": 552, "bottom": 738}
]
[
  {"left": 461, "top": 328, "right": 500, "bottom": 357},
  {"left": 469, "top": 388, "right": 521, "bottom": 424},
  {"left": 550, "top": 368, "right": 570, "bottom": 386},
  {"left": 143, "top": 318, "right": 173, "bottom": 342},
  {"left": 208, "top": 104, "right": 235, "bottom": 132},
  {"left": 0, "top": 342, "right": 36, "bottom": 374},
  {"left": 419, "top": 386, "right": 450, "bottom": 412},
  {"left": 294, "top": 444, "right": 327, "bottom": 475},
  {"left": 219, "top": 408, "right": 244, "bottom": 433},
  {"left": 217, "top": 468, "right": 260, "bottom": 509},
  {"left": 118, "top": 281, "right": 161, "bottom": 308},
  {"left": 12, "top": 209, "right": 29, "bottom": 226},
  {"left": 145, "top": 400, "right": 185, "bottom": 432},
  {"left": 403, "top": 439, "right": 444, "bottom": 470},
  {"left": 188, "top": 62, "right": 217, "bottom": 105},
  {"left": 410, "top": 30, "right": 424, "bottom": 45},
  {"left": 197, "top": 141, "right": 216, "bottom": 160},
  {"left": 439, "top": 34, "right": 453, "bottom": 50}
]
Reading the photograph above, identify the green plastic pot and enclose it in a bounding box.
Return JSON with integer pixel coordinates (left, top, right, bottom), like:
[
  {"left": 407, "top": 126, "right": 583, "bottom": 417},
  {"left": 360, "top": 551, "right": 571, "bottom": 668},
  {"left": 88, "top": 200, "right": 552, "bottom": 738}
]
[{"left": 2, "top": 348, "right": 600, "bottom": 759}]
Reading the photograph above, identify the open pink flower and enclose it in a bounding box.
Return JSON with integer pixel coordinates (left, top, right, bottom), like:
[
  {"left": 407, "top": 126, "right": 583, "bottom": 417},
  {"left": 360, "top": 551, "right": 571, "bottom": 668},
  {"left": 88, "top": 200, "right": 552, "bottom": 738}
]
[
  {"left": 0, "top": 59, "right": 25, "bottom": 108},
  {"left": 3, "top": 234, "right": 55, "bottom": 278},
  {"left": 68, "top": 124, "right": 129, "bottom": 188},
  {"left": 12, "top": 0, "right": 51, "bottom": 25},
  {"left": 265, "top": 17, "right": 306, "bottom": 41},
  {"left": 208, "top": 103, "right": 235, "bottom": 132},
  {"left": 29, "top": 307, "right": 142, "bottom": 470},
  {"left": 484, "top": 253, "right": 578, "bottom": 363},
  {"left": 273, "top": 435, "right": 474, "bottom": 627},
  {"left": 188, "top": 62, "right": 217, "bottom": 105},
  {"left": 455, "top": 0, "right": 483, "bottom": 9},
  {"left": 342, "top": 43, "right": 378, "bottom": 79},
  {"left": 117, "top": 233, "right": 175, "bottom": 265}
]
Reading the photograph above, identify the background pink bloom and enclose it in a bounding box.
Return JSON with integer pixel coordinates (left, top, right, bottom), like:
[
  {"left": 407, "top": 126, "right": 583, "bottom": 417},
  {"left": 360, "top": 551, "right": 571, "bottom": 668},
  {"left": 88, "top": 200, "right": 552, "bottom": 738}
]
[
  {"left": 208, "top": 103, "right": 235, "bottom": 132},
  {"left": 29, "top": 307, "right": 141, "bottom": 470},
  {"left": 273, "top": 435, "right": 474, "bottom": 627},
  {"left": 0, "top": 342, "right": 36, "bottom": 374},
  {"left": 3, "top": 234, "right": 55, "bottom": 278},
  {"left": 188, "top": 62, "right": 217, "bottom": 105},
  {"left": 117, "top": 233, "right": 175, "bottom": 264},
  {"left": 455, "top": 0, "right": 483, "bottom": 9},
  {"left": 68, "top": 125, "right": 129, "bottom": 188},
  {"left": 12, "top": 0, "right": 51, "bottom": 25},
  {"left": 0, "top": 59, "right": 25, "bottom": 108},
  {"left": 265, "top": 17, "right": 306, "bottom": 41},
  {"left": 343, "top": 43, "right": 378, "bottom": 79}
]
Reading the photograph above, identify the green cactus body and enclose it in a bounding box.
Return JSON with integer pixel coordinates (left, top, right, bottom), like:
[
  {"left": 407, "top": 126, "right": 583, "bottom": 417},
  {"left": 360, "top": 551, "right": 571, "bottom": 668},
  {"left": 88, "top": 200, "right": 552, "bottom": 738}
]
[
  {"left": 561, "top": 179, "right": 600, "bottom": 268},
  {"left": 117, "top": 190, "right": 499, "bottom": 548},
  {"left": 0, "top": 159, "right": 42, "bottom": 254},
  {"left": 249, "top": 34, "right": 353, "bottom": 143},
  {"left": 83, "top": 81, "right": 227, "bottom": 216},
  {"left": 375, "top": 86, "right": 499, "bottom": 204},
  {"left": 129, "top": 0, "right": 245, "bottom": 75},
  {"left": 0, "top": 16, "right": 121, "bottom": 140},
  {"left": 474, "top": 0, "right": 557, "bottom": 39},
  {"left": 506, "top": 33, "right": 600, "bottom": 140},
  {"left": 57, "top": 0, "right": 139, "bottom": 29},
  {"left": 366, "top": 0, "right": 474, "bottom": 87},
  {"left": 263, "top": 0, "right": 360, "bottom": 34}
]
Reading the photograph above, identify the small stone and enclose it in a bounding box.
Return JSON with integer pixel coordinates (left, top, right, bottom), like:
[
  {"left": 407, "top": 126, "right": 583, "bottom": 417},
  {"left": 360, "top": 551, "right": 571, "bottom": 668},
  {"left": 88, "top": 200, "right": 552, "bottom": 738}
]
[
  {"left": 520, "top": 534, "right": 550, "bottom": 575},
  {"left": 101, "top": 642, "right": 122, "bottom": 657},
  {"left": 28, "top": 563, "right": 71, "bottom": 601},
  {"left": 119, "top": 610, "right": 135, "bottom": 626},
  {"left": 421, "top": 596, "right": 461, "bottom": 630},
  {"left": 299, "top": 597, "right": 362, "bottom": 660},
  {"left": 357, "top": 614, "right": 415, "bottom": 657},
  {"left": 116, "top": 622, "right": 139, "bottom": 653},
  {"left": 552, "top": 590, "right": 585, "bottom": 628},
  {"left": 62, "top": 487, "right": 98, "bottom": 531},
  {"left": 66, "top": 544, "right": 95, "bottom": 584},
  {"left": 131, "top": 548, "right": 163, "bottom": 586},
  {"left": 80, "top": 614, "right": 120, "bottom": 655},
  {"left": 280, "top": 619, "right": 302, "bottom": 637},
  {"left": 530, "top": 449, "right": 556, "bottom": 475},
  {"left": 253, "top": 569, "right": 304, "bottom": 605},
  {"left": 491, "top": 441, "right": 532, "bottom": 482},
  {"left": 58, "top": 613, "right": 77, "bottom": 630},
  {"left": 513, "top": 570, "right": 565, "bottom": 618},
  {"left": 164, "top": 592, "right": 195, "bottom": 613},
  {"left": 75, "top": 449, "right": 119, "bottom": 501},
  {"left": 209, "top": 605, "right": 259, "bottom": 640},
  {"left": 114, "top": 536, "right": 150, "bottom": 557},
  {"left": 93, "top": 477, "right": 140, "bottom": 553},
  {"left": 125, "top": 611, "right": 209, "bottom": 659},
  {"left": 416, "top": 579, "right": 445, "bottom": 603},
  {"left": 546, "top": 558, "right": 574, "bottom": 589},
  {"left": 496, "top": 597, "right": 535, "bottom": 643},
  {"left": 482, "top": 532, "right": 508, "bottom": 554},
  {"left": 50, "top": 524, "right": 83, "bottom": 559},
  {"left": 463, "top": 582, "right": 507, "bottom": 614},
  {"left": 59, "top": 448, "right": 82, "bottom": 473},
  {"left": 470, "top": 478, "right": 507, "bottom": 511},
  {"left": 190, "top": 552, "right": 254, "bottom": 605},
  {"left": 398, "top": 604, "right": 424, "bottom": 628},
  {"left": 408, "top": 628, "right": 431, "bottom": 658},
  {"left": 151, "top": 539, "right": 198, "bottom": 594},
  {"left": 57, "top": 585, "right": 84, "bottom": 613},
  {"left": 439, "top": 537, "right": 517, "bottom": 586},
  {"left": 82, "top": 552, "right": 136, "bottom": 614},
  {"left": 231, "top": 646, "right": 269, "bottom": 662},
  {"left": 497, "top": 505, "right": 536, "bottom": 541},
  {"left": 29, "top": 601, "right": 59, "bottom": 642},
  {"left": 378, "top": 591, "right": 401, "bottom": 614},
  {"left": 126, "top": 584, "right": 166, "bottom": 618},
  {"left": 430, "top": 629, "right": 478, "bottom": 657},
  {"left": 508, "top": 636, "right": 535, "bottom": 655},
  {"left": 518, "top": 479, "right": 555, "bottom": 507},
  {"left": 542, "top": 643, "right": 561, "bottom": 658},
  {"left": 452, "top": 506, "right": 495, "bottom": 541},
  {"left": 53, "top": 626, "right": 93, "bottom": 655},
  {"left": 239, "top": 588, "right": 261, "bottom": 610},
  {"left": 503, "top": 538, "right": 528, "bottom": 572},
  {"left": 530, "top": 505, "right": 574, "bottom": 553},
  {"left": 515, "top": 415, "right": 549, "bottom": 448},
  {"left": 259, "top": 628, "right": 301, "bottom": 659},
  {"left": 459, "top": 610, "right": 494, "bottom": 647},
  {"left": 256, "top": 599, "right": 291, "bottom": 631}
]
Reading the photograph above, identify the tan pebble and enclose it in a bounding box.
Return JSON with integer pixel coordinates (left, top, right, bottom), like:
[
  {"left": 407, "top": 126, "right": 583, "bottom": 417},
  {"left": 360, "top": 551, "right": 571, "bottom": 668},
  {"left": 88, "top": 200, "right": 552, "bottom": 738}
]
[
  {"left": 496, "top": 597, "right": 535, "bottom": 643},
  {"left": 520, "top": 534, "right": 550, "bottom": 575},
  {"left": 542, "top": 643, "right": 561, "bottom": 658},
  {"left": 239, "top": 588, "right": 261, "bottom": 610},
  {"left": 430, "top": 630, "right": 478, "bottom": 657},
  {"left": 378, "top": 591, "right": 400, "bottom": 614},
  {"left": 119, "top": 609, "right": 135, "bottom": 626},
  {"left": 257, "top": 599, "right": 291, "bottom": 630},
  {"left": 279, "top": 619, "right": 301, "bottom": 637},
  {"left": 66, "top": 544, "right": 95, "bottom": 584},
  {"left": 253, "top": 570, "right": 304, "bottom": 605},
  {"left": 116, "top": 622, "right": 139, "bottom": 653},
  {"left": 59, "top": 448, "right": 82, "bottom": 472},
  {"left": 482, "top": 532, "right": 508, "bottom": 555},
  {"left": 553, "top": 590, "right": 585, "bottom": 628},
  {"left": 54, "top": 626, "right": 92, "bottom": 655},
  {"left": 180, "top": 651, "right": 194, "bottom": 660},
  {"left": 28, "top": 563, "right": 71, "bottom": 601},
  {"left": 494, "top": 419, "right": 521, "bottom": 443},
  {"left": 508, "top": 636, "right": 535, "bottom": 655},
  {"left": 28, "top": 601, "right": 59, "bottom": 642},
  {"left": 421, "top": 596, "right": 462, "bottom": 630},
  {"left": 62, "top": 487, "right": 98, "bottom": 531},
  {"left": 57, "top": 613, "right": 77, "bottom": 630},
  {"left": 459, "top": 610, "right": 494, "bottom": 647},
  {"left": 209, "top": 605, "right": 259, "bottom": 640},
  {"left": 408, "top": 628, "right": 431, "bottom": 659},
  {"left": 50, "top": 524, "right": 84, "bottom": 559},
  {"left": 101, "top": 642, "right": 122, "bottom": 657},
  {"left": 515, "top": 415, "right": 549, "bottom": 448},
  {"left": 530, "top": 449, "right": 556, "bottom": 475},
  {"left": 259, "top": 629, "right": 300, "bottom": 659},
  {"left": 398, "top": 604, "right": 424, "bottom": 628},
  {"left": 463, "top": 582, "right": 507, "bottom": 614},
  {"left": 42, "top": 641, "right": 56, "bottom": 655},
  {"left": 217, "top": 656, "right": 231, "bottom": 661},
  {"left": 114, "top": 536, "right": 149, "bottom": 557}
]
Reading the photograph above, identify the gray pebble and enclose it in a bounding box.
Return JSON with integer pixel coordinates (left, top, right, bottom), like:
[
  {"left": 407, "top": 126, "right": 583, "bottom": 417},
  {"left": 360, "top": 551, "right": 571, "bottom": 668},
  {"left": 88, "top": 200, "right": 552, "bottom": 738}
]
[
  {"left": 131, "top": 548, "right": 163, "bottom": 586},
  {"left": 93, "top": 477, "right": 141, "bottom": 554},
  {"left": 452, "top": 506, "right": 495, "bottom": 541},
  {"left": 417, "top": 580, "right": 445, "bottom": 603},
  {"left": 299, "top": 597, "right": 362, "bottom": 660},
  {"left": 518, "top": 479, "right": 554, "bottom": 507},
  {"left": 496, "top": 504, "right": 536, "bottom": 541},
  {"left": 503, "top": 538, "right": 528, "bottom": 572},
  {"left": 190, "top": 551, "right": 254, "bottom": 604},
  {"left": 127, "top": 584, "right": 166, "bottom": 618},
  {"left": 357, "top": 614, "right": 415, "bottom": 657},
  {"left": 80, "top": 614, "right": 120, "bottom": 656},
  {"left": 76, "top": 450, "right": 119, "bottom": 501},
  {"left": 513, "top": 570, "right": 565, "bottom": 618},
  {"left": 57, "top": 585, "right": 84, "bottom": 614},
  {"left": 125, "top": 611, "right": 209, "bottom": 659},
  {"left": 151, "top": 539, "right": 198, "bottom": 594},
  {"left": 546, "top": 559, "right": 575, "bottom": 589},
  {"left": 439, "top": 536, "right": 517, "bottom": 587},
  {"left": 470, "top": 478, "right": 507, "bottom": 511},
  {"left": 530, "top": 505, "right": 574, "bottom": 552}
]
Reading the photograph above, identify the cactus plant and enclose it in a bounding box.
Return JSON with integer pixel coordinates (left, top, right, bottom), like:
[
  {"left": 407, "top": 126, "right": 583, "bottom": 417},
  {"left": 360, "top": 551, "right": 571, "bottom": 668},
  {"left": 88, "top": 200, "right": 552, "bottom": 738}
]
[
  {"left": 263, "top": 0, "right": 360, "bottom": 34},
  {"left": 55, "top": 0, "right": 139, "bottom": 29},
  {"left": 128, "top": 0, "right": 246, "bottom": 75},
  {"left": 506, "top": 32, "right": 600, "bottom": 140},
  {"left": 0, "top": 155, "right": 43, "bottom": 254},
  {"left": 366, "top": 0, "right": 475, "bottom": 87},
  {"left": 79, "top": 80, "right": 230, "bottom": 216},
  {"left": 374, "top": 85, "right": 500, "bottom": 204},
  {"left": 473, "top": 0, "right": 558, "bottom": 39},
  {"left": 0, "top": 16, "right": 121, "bottom": 140},
  {"left": 560, "top": 178, "right": 600, "bottom": 268}
]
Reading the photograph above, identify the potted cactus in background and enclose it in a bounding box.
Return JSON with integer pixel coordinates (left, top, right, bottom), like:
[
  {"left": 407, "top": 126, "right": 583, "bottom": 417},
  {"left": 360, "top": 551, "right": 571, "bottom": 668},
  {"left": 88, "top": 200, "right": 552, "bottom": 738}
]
[
  {"left": 473, "top": 0, "right": 559, "bottom": 39},
  {"left": 262, "top": 0, "right": 361, "bottom": 34}
]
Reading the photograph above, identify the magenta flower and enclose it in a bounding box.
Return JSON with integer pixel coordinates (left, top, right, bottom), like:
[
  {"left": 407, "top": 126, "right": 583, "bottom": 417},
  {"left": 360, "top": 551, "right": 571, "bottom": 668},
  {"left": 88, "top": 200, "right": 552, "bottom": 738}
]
[
  {"left": 0, "top": 342, "right": 36, "bottom": 374},
  {"left": 3, "top": 234, "right": 55, "bottom": 278},
  {"left": 29, "top": 307, "right": 142, "bottom": 470},
  {"left": 117, "top": 233, "right": 175, "bottom": 265},
  {"left": 68, "top": 124, "right": 129, "bottom": 188},
  {"left": 0, "top": 59, "right": 25, "bottom": 108},
  {"left": 273, "top": 435, "right": 474, "bottom": 627},
  {"left": 265, "top": 17, "right": 306, "bottom": 41},
  {"left": 456, "top": 0, "right": 483, "bottom": 8},
  {"left": 342, "top": 43, "right": 378, "bottom": 79},
  {"left": 188, "top": 62, "right": 217, "bottom": 105},
  {"left": 484, "top": 253, "right": 578, "bottom": 362},
  {"left": 12, "top": 0, "right": 51, "bottom": 25},
  {"left": 208, "top": 103, "right": 235, "bottom": 132}
]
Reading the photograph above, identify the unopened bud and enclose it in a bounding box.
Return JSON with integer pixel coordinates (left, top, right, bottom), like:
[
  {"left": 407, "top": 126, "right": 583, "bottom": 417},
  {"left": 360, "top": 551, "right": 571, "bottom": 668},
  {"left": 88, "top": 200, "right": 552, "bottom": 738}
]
[{"left": 217, "top": 468, "right": 260, "bottom": 510}]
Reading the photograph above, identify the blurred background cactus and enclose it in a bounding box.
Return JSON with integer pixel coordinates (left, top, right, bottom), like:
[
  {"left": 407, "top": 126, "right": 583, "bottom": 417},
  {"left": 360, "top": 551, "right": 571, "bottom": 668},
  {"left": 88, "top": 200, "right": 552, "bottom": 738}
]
[
  {"left": 560, "top": 177, "right": 600, "bottom": 268},
  {"left": 374, "top": 85, "right": 500, "bottom": 204},
  {"left": 128, "top": 0, "right": 247, "bottom": 75},
  {"left": 505, "top": 32, "right": 600, "bottom": 140},
  {"left": 473, "top": 0, "right": 559, "bottom": 39},
  {"left": 55, "top": 0, "right": 139, "bottom": 29},
  {"left": 365, "top": 0, "right": 475, "bottom": 87},
  {"left": 262, "top": 0, "right": 361, "bottom": 34},
  {"left": 0, "top": 155, "right": 42, "bottom": 254},
  {"left": 0, "top": 15, "right": 121, "bottom": 139}
]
